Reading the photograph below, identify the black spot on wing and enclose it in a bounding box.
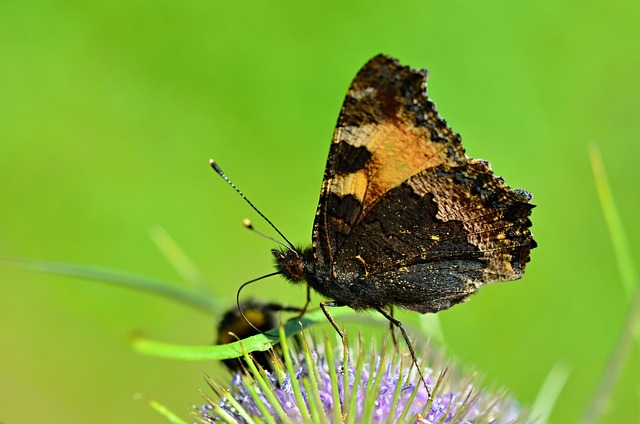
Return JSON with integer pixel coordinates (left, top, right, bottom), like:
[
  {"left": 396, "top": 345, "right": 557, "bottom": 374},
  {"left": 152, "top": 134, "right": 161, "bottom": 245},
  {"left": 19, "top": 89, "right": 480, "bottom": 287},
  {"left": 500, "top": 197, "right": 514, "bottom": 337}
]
[
  {"left": 314, "top": 192, "right": 364, "bottom": 272},
  {"left": 327, "top": 142, "right": 372, "bottom": 176},
  {"left": 337, "top": 95, "right": 380, "bottom": 127}
]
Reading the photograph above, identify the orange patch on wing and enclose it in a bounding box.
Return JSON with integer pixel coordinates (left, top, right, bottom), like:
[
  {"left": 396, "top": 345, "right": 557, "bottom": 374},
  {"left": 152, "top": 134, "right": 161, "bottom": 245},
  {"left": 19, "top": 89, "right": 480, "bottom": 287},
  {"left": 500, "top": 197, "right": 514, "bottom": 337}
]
[
  {"left": 329, "top": 170, "right": 368, "bottom": 202},
  {"left": 334, "top": 120, "right": 446, "bottom": 212}
]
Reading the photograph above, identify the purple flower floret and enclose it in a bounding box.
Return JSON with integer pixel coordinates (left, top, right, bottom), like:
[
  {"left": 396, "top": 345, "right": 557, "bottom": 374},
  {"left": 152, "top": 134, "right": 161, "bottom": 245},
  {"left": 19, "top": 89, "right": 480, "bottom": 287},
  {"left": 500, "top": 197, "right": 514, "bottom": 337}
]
[{"left": 200, "top": 334, "right": 530, "bottom": 424}]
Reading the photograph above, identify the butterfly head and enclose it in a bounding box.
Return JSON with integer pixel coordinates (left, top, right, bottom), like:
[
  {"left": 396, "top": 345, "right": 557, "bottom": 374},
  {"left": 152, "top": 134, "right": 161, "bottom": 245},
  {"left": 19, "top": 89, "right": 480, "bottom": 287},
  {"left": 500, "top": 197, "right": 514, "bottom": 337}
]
[{"left": 272, "top": 247, "right": 313, "bottom": 284}]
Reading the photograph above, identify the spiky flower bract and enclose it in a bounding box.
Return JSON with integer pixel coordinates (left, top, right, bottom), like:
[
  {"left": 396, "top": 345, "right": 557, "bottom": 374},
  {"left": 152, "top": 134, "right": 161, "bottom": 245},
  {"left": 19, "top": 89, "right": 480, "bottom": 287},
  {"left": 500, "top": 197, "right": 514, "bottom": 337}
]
[{"left": 199, "top": 327, "right": 532, "bottom": 424}]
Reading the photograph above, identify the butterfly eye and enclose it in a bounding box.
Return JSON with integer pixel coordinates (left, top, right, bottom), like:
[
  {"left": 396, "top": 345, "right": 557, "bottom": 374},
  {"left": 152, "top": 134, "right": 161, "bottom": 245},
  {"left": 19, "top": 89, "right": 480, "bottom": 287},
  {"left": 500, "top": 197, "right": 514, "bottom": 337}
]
[
  {"left": 272, "top": 249, "right": 307, "bottom": 283},
  {"left": 289, "top": 258, "right": 305, "bottom": 279}
]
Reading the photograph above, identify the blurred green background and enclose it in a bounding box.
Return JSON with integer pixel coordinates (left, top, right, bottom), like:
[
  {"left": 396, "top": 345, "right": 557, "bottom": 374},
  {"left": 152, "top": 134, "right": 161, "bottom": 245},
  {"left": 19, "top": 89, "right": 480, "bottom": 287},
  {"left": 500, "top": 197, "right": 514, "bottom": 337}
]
[{"left": 2, "top": 0, "right": 639, "bottom": 422}]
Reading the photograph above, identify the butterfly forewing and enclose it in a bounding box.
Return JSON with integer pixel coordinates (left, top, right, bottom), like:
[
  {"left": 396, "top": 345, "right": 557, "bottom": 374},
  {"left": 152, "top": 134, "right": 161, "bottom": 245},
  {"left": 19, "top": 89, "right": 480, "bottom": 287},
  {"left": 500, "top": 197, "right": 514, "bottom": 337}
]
[
  {"left": 313, "top": 55, "right": 466, "bottom": 270},
  {"left": 310, "top": 54, "right": 535, "bottom": 313}
]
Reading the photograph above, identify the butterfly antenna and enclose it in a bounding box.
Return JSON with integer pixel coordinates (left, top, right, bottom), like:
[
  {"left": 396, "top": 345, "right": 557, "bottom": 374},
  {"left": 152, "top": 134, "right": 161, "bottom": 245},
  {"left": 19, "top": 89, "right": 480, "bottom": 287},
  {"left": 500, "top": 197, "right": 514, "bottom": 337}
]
[
  {"left": 242, "top": 218, "right": 294, "bottom": 252},
  {"left": 210, "top": 160, "right": 296, "bottom": 251}
]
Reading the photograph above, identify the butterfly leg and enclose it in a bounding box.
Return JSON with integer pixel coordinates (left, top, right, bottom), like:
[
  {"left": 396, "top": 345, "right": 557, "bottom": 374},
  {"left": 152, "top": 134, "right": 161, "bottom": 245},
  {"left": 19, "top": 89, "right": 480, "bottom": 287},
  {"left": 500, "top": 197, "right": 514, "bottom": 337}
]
[
  {"left": 319, "top": 300, "right": 346, "bottom": 339},
  {"left": 375, "top": 307, "right": 431, "bottom": 398},
  {"left": 294, "top": 286, "right": 312, "bottom": 319},
  {"left": 388, "top": 306, "right": 398, "bottom": 348}
]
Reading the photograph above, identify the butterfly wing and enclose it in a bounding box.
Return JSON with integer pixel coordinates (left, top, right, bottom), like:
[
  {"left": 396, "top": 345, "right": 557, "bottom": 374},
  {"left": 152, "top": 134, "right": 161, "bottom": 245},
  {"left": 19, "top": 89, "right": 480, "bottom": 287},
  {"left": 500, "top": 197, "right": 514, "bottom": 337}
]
[{"left": 311, "top": 55, "right": 535, "bottom": 312}]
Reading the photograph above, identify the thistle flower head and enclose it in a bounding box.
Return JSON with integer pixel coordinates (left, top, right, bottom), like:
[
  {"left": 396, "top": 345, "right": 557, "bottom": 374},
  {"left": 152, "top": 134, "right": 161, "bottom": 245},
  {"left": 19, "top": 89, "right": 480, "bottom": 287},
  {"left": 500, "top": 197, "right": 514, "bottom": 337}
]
[{"left": 199, "top": 329, "right": 531, "bottom": 424}]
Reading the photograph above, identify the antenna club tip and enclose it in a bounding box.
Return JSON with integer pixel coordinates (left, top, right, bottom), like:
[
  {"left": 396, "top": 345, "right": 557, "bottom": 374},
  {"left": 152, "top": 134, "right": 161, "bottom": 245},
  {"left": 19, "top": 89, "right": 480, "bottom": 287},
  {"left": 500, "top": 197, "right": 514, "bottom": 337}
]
[
  {"left": 210, "top": 160, "right": 224, "bottom": 175},
  {"left": 242, "top": 218, "right": 253, "bottom": 229}
]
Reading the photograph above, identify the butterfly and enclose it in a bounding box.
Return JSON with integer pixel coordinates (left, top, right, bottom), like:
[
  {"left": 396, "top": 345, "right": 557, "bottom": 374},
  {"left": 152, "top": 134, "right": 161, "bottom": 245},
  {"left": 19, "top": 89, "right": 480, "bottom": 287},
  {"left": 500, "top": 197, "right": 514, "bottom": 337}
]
[{"left": 212, "top": 54, "right": 536, "bottom": 391}]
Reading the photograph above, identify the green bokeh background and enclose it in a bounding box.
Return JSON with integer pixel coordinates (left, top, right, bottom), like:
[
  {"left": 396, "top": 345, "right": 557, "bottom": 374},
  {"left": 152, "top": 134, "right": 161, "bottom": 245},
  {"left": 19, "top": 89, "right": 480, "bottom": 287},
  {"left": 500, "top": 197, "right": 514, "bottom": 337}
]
[{"left": 2, "top": 1, "right": 639, "bottom": 423}]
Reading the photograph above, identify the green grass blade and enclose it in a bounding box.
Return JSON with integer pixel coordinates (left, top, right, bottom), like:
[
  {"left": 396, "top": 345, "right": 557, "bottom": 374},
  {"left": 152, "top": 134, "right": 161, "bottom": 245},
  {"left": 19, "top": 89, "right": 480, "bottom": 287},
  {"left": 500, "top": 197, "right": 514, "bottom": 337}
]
[
  {"left": 530, "top": 362, "right": 571, "bottom": 423},
  {"left": 589, "top": 145, "right": 638, "bottom": 297},
  {"left": 7, "top": 258, "right": 219, "bottom": 314},
  {"left": 149, "top": 226, "right": 213, "bottom": 294},
  {"left": 131, "top": 308, "right": 351, "bottom": 360},
  {"left": 134, "top": 394, "right": 190, "bottom": 424},
  {"left": 582, "top": 145, "right": 640, "bottom": 424},
  {"left": 581, "top": 284, "right": 640, "bottom": 424}
]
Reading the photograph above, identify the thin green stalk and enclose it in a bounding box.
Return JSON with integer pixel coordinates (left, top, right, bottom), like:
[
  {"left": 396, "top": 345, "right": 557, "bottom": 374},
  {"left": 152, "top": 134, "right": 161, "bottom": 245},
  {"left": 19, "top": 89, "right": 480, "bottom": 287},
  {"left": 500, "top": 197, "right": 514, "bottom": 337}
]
[
  {"left": 582, "top": 145, "right": 640, "bottom": 423},
  {"left": 589, "top": 145, "right": 638, "bottom": 297},
  {"left": 149, "top": 226, "right": 213, "bottom": 294},
  {"left": 7, "top": 258, "right": 219, "bottom": 314},
  {"left": 134, "top": 394, "right": 190, "bottom": 424},
  {"left": 530, "top": 362, "right": 571, "bottom": 423},
  {"left": 580, "top": 282, "right": 640, "bottom": 424}
]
